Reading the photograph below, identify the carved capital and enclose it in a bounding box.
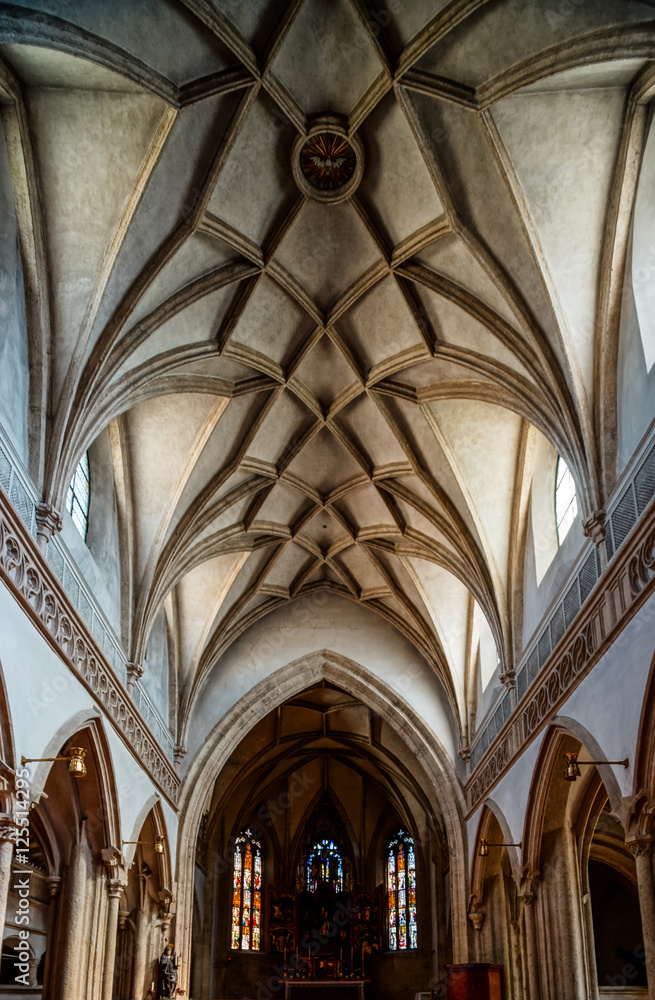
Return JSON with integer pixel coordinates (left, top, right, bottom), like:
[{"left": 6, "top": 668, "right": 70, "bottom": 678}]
[
  {"left": 118, "top": 908, "right": 130, "bottom": 931},
  {"left": 627, "top": 835, "right": 654, "bottom": 859},
  {"left": 468, "top": 906, "right": 486, "bottom": 931},
  {"left": 46, "top": 875, "right": 62, "bottom": 899},
  {"left": 174, "top": 744, "right": 187, "bottom": 766},
  {"left": 126, "top": 661, "right": 144, "bottom": 696},
  {"left": 0, "top": 813, "right": 19, "bottom": 844},
  {"left": 500, "top": 670, "right": 516, "bottom": 691},
  {"left": 107, "top": 877, "right": 127, "bottom": 899},
  {"left": 583, "top": 509, "right": 607, "bottom": 547},
  {"left": 101, "top": 845, "right": 124, "bottom": 871},
  {"left": 35, "top": 503, "right": 62, "bottom": 552}
]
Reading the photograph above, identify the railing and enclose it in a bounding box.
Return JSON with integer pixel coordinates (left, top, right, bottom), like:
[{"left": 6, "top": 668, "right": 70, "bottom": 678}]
[
  {"left": 470, "top": 428, "right": 655, "bottom": 771},
  {"left": 0, "top": 424, "right": 174, "bottom": 762}
]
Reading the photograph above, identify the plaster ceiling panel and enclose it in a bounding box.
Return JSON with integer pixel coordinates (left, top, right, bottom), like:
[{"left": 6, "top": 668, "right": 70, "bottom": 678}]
[
  {"left": 27, "top": 85, "right": 167, "bottom": 399},
  {"left": 336, "top": 394, "right": 409, "bottom": 470},
  {"left": 89, "top": 92, "right": 243, "bottom": 345},
  {"left": 254, "top": 482, "right": 316, "bottom": 527},
  {"left": 383, "top": 395, "right": 480, "bottom": 540},
  {"left": 491, "top": 87, "right": 628, "bottom": 395},
  {"left": 169, "top": 390, "right": 274, "bottom": 531},
  {"left": 115, "top": 286, "right": 237, "bottom": 378},
  {"left": 337, "top": 276, "right": 425, "bottom": 373},
  {"left": 413, "top": 0, "right": 655, "bottom": 88},
  {"left": 176, "top": 550, "right": 250, "bottom": 686},
  {"left": 297, "top": 510, "right": 349, "bottom": 553},
  {"left": 292, "top": 336, "right": 360, "bottom": 411},
  {"left": 1, "top": 44, "right": 145, "bottom": 90},
  {"left": 281, "top": 705, "right": 323, "bottom": 737},
  {"left": 405, "top": 93, "right": 564, "bottom": 365},
  {"left": 275, "top": 201, "right": 382, "bottom": 312},
  {"left": 128, "top": 233, "right": 240, "bottom": 327},
  {"left": 404, "top": 558, "right": 469, "bottom": 698},
  {"left": 192, "top": 492, "right": 261, "bottom": 544},
  {"left": 210, "top": 541, "right": 283, "bottom": 622},
  {"left": 303, "top": 565, "right": 345, "bottom": 589},
  {"left": 262, "top": 541, "right": 312, "bottom": 589},
  {"left": 285, "top": 427, "right": 365, "bottom": 497},
  {"left": 369, "top": 0, "right": 452, "bottom": 52},
  {"left": 270, "top": 0, "right": 383, "bottom": 116},
  {"left": 208, "top": 96, "right": 297, "bottom": 245},
  {"left": 333, "top": 483, "right": 400, "bottom": 531},
  {"left": 425, "top": 398, "right": 523, "bottom": 589},
  {"left": 247, "top": 389, "right": 315, "bottom": 465},
  {"left": 411, "top": 285, "right": 533, "bottom": 381},
  {"left": 337, "top": 545, "right": 390, "bottom": 592},
  {"left": 209, "top": 0, "right": 280, "bottom": 49},
  {"left": 397, "top": 505, "right": 458, "bottom": 557},
  {"left": 8, "top": 0, "right": 238, "bottom": 85},
  {"left": 415, "top": 234, "right": 523, "bottom": 331},
  {"left": 359, "top": 94, "right": 444, "bottom": 246},
  {"left": 126, "top": 392, "right": 226, "bottom": 581},
  {"left": 230, "top": 276, "right": 314, "bottom": 367}
]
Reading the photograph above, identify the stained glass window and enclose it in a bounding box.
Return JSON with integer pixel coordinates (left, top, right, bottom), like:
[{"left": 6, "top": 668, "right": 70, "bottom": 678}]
[
  {"left": 555, "top": 457, "right": 578, "bottom": 545},
  {"left": 66, "top": 452, "right": 90, "bottom": 540},
  {"left": 306, "top": 839, "right": 344, "bottom": 893},
  {"left": 231, "top": 829, "right": 262, "bottom": 950},
  {"left": 387, "top": 831, "right": 417, "bottom": 951}
]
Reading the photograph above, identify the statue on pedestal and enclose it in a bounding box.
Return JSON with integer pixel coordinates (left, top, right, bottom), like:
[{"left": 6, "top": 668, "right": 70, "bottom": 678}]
[{"left": 158, "top": 945, "right": 178, "bottom": 998}]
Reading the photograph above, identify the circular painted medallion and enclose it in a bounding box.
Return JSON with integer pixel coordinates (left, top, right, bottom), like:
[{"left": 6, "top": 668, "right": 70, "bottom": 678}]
[
  {"left": 292, "top": 118, "right": 364, "bottom": 204},
  {"left": 299, "top": 132, "right": 357, "bottom": 191}
]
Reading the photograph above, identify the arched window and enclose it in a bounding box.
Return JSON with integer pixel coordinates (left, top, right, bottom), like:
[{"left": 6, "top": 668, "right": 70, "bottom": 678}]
[
  {"left": 306, "top": 838, "right": 343, "bottom": 893},
  {"left": 66, "top": 451, "right": 90, "bottom": 540},
  {"left": 231, "top": 828, "right": 262, "bottom": 950},
  {"left": 387, "top": 830, "right": 417, "bottom": 951},
  {"left": 555, "top": 456, "right": 577, "bottom": 545}
]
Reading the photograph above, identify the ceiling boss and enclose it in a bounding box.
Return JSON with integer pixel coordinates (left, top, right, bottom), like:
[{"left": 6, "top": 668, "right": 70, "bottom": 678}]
[{"left": 293, "top": 117, "right": 364, "bottom": 204}]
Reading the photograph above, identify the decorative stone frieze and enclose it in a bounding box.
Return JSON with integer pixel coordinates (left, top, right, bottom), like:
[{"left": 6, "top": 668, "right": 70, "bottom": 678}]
[
  {"left": 468, "top": 498, "right": 655, "bottom": 813},
  {"left": 0, "top": 488, "right": 179, "bottom": 806}
]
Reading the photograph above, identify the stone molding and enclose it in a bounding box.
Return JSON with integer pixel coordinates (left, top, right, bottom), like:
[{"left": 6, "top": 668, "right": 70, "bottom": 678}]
[
  {"left": 467, "top": 497, "right": 655, "bottom": 813},
  {"left": 0, "top": 487, "right": 179, "bottom": 806}
]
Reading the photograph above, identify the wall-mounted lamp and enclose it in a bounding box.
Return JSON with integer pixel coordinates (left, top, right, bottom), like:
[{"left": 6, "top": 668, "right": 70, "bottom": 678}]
[
  {"left": 564, "top": 751, "right": 629, "bottom": 782},
  {"left": 21, "top": 747, "right": 87, "bottom": 777},
  {"left": 122, "top": 835, "right": 165, "bottom": 855},
  {"left": 479, "top": 837, "right": 522, "bottom": 857}
]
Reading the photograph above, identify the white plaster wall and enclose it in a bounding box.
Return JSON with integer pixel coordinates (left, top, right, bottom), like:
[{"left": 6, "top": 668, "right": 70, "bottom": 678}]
[
  {"left": 184, "top": 593, "right": 459, "bottom": 767},
  {"left": 472, "top": 594, "right": 655, "bottom": 871},
  {"left": 0, "top": 582, "right": 178, "bottom": 868}
]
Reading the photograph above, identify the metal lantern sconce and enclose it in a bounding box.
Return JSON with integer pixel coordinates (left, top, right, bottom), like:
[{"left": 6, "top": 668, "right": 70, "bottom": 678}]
[
  {"left": 21, "top": 746, "right": 87, "bottom": 777},
  {"left": 563, "top": 751, "right": 629, "bottom": 782},
  {"left": 479, "top": 837, "right": 522, "bottom": 857},
  {"left": 122, "top": 834, "right": 165, "bottom": 855}
]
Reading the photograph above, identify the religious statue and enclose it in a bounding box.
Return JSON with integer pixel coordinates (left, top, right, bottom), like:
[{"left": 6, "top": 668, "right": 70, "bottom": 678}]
[{"left": 158, "top": 945, "right": 178, "bottom": 999}]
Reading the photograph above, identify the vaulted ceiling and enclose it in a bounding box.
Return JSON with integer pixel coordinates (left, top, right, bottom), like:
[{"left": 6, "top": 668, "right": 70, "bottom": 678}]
[{"left": 2, "top": 0, "right": 654, "bottom": 743}]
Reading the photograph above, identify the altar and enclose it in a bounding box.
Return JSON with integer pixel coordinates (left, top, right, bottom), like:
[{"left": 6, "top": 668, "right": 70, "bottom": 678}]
[{"left": 284, "top": 979, "right": 369, "bottom": 1000}]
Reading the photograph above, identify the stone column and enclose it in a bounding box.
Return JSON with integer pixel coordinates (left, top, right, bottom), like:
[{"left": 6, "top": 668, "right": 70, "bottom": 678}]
[
  {"left": 132, "top": 900, "right": 151, "bottom": 999},
  {"left": 521, "top": 891, "right": 541, "bottom": 1000},
  {"left": 102, "top": 878, "right": 125, "bottom": 1000},
  {"left": 126, "top": 662, "right": 144, "bottom": 697},
  {"left": 629, "top": 836, "right": 655, "bottom": 991},
  {"left": 60, "top": 838, "right": 90, "bottom": 1000},
  {"left": 0, "top": 816, "right": 17, "bottom": 934}
]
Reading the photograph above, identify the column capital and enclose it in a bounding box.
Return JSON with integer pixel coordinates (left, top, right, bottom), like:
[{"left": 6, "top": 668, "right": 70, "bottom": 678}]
[
  {"left": 106, "top": 877, "right": 127, "bottom": 900},
  {"left": 582, "top": 509, "right": 607, "bottom": 546},
  {"left": 467, "top": 903, "right": 486, "bottom": 931},
  {"left": 0, "top": 814, "right": 19, "bottom": 844},
  {"left": 126, "top": 661, "right": 144, "bottom": 696},
  {"left": 35, "top": 502, "right": 63, "bottom": 552},
  {"left": 46, "top": 875, "right": 62, "bottom": 899},
  {"left": 627, "top": 834, "right": 655, "bottom": 858},
  {"left": 174, "top": 744, "right": 187, "bottom": 766}
]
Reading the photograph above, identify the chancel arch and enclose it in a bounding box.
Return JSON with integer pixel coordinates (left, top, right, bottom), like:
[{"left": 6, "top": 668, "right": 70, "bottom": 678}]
[{"left": 177, "top": 651, "right": 467, "bottom": 998}]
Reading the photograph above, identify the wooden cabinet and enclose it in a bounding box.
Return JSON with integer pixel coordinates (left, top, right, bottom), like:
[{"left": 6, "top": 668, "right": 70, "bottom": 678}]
[{"left": 446, "top": 964, "right": 504, "bottom": 1000}]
